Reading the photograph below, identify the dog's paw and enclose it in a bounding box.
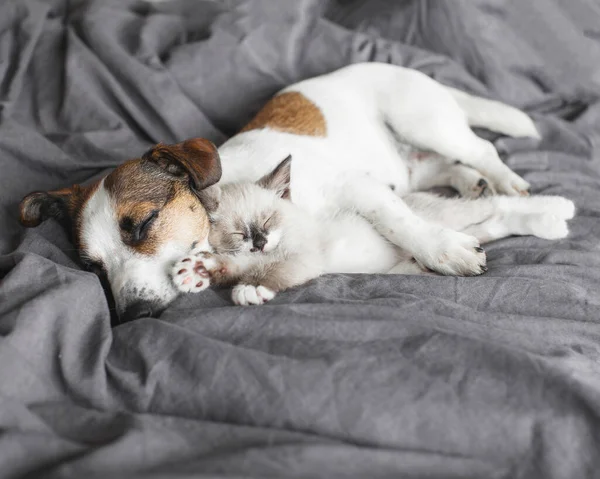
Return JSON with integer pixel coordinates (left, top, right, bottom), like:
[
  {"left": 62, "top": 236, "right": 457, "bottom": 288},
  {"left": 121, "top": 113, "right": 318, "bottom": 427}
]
[
  {"left": 172, "top": 252, "right": 218, "bottom": 294},
  {"left": 232, "top": 284, "right": 276, "bottom": 306},
  {"left": 415, "top": 229, "right": 487, "bottom": 276},
  {"left": 469, "top": 177, "right": 495, "bottom": 198},
  {"left": 453, "top": 168, "right": 495, "bottom": 198},
  {"left": 488, "top": 164, "right": 530, "bottom": 197},
  {"left": 486, "top": 161, "right": 531, "bottom": 196}
]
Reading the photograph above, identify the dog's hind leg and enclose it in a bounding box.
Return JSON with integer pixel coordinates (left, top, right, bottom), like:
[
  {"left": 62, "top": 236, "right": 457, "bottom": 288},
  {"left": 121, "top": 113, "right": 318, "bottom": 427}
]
[
  {"left": 385, "top": 192, "right": 574, "bottom": 276},
  {"left": 445, "top": 87, "right": 540, "bottom": 140},
  {"left": 414, "top": 126, "right": 531, "bottom": 197},
  {"left": 377, "top": 75, "right": 532, "bottom": 196},
  {"left": 339, "top": 174, "right": 487, "bottom": 276}
]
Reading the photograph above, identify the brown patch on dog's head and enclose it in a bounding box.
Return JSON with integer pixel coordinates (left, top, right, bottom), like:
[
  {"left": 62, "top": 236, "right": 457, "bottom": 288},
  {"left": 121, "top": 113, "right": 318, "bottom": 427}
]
[
  {"left": 20, "top": 182, "right": 100, "bottom": 245},
  {"left": 102, "top": 138, "right": 222, "bottom": 256},
  {"left": 141, "top": 138, "right": 222, "bottom": 194},
  {"left": 20, "top": 138, "right": 222, "bottom": 257},
  {"left": 240, "top": 92, "right": 327, "bottom": 137}
]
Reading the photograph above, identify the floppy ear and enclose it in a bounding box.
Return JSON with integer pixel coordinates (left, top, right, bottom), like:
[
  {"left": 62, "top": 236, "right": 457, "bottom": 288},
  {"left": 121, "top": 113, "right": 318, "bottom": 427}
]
[
  {"left": 143, "top": 138, "right": 222, "bottom": 192},
  {"left": 19, "top": 187, "right": 79, "bottom": 228},
  {"left": 258, "top": 155, "right": 292, "bottom": 200}
]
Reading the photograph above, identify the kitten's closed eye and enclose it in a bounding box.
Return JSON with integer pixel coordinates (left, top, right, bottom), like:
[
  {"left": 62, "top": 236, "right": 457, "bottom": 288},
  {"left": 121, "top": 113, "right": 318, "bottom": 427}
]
[{"left": 263, "top": 215, "right": 274, "bottom": 229}]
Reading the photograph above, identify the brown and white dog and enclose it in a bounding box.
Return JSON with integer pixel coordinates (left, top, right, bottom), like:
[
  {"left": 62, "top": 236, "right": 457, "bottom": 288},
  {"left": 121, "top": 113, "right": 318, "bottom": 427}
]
[{"left": 19, "top": 63, "right": 574, "bottom": 321}]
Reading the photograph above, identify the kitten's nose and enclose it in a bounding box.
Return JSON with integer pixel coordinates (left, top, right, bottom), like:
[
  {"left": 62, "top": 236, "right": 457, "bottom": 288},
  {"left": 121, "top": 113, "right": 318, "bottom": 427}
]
[{"left": 251, "top": 235, "right": 267, "bottom": 252}]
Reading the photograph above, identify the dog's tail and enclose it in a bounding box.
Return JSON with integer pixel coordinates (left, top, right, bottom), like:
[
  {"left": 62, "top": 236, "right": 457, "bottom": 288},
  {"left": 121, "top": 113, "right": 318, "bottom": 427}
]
[{"left": 445, "top": 87, "right": 541, "bottom": 139}]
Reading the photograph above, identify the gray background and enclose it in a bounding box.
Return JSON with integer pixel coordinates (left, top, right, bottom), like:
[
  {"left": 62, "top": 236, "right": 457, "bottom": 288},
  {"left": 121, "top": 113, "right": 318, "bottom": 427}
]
[{"left": 1, "top": 0, "right": 600, "bottom": 477}]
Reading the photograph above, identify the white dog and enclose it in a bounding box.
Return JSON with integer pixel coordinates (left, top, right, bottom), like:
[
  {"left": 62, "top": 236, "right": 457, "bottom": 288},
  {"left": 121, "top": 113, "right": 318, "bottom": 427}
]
[{"left": 19, "top": 63, "right": 574, "bottom": 319}]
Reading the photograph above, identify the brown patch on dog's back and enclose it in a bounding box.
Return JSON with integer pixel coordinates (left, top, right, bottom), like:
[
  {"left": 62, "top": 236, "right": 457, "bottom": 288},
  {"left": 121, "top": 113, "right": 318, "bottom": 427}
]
[{"left": 240, "top": 92, "right": 327, "bottom": 137}]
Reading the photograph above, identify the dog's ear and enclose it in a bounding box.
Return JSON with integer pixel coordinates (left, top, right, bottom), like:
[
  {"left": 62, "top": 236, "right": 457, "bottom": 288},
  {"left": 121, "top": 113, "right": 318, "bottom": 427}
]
[
  {"left": 144, "top": 138, "right": 222, "bottom": 192},
  {"left": 258, "top": 155, "right": 292, "bottom": 200},
  {"left": 19, "top": 187, "right": 80, "bottom": 228}
]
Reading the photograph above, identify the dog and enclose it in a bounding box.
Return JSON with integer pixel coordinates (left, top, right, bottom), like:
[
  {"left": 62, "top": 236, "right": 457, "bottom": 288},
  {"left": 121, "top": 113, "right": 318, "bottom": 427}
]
[{"left": 19, "top": 63, "right": 572, "bottom": 321}]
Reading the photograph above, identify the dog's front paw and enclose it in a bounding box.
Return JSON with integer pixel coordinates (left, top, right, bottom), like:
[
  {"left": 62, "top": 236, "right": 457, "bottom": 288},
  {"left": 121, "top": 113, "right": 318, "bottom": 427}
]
[
  {"left": 232, "top": 284, "right": 276, "bottom": 306},
  {"left": 172, "top": 252, "right": 220, "bottom": 294},
  {"left": 415, "top": 229, "right": 487, "bottom": 276}
]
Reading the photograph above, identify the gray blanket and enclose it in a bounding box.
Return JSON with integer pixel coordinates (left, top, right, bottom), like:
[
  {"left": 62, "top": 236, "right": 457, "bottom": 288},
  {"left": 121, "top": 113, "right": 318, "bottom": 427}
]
[{"left": 1, "top": 0, "right": 600, "bottom": 477}]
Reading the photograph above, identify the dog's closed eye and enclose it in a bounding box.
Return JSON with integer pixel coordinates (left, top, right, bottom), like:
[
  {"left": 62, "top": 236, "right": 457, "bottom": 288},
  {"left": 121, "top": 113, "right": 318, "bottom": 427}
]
[
  {"left": 120, "top": 210, "right": 159, "bottom": 243},
  {"left": 132, "top": 210, "right": 159, "bottom": 243}
]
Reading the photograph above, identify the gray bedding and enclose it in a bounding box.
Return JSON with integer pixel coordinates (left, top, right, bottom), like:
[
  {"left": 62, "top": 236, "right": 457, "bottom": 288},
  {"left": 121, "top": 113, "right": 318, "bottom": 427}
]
[{"left": 1, "top": 0, "right": 600, "bottom": 477}]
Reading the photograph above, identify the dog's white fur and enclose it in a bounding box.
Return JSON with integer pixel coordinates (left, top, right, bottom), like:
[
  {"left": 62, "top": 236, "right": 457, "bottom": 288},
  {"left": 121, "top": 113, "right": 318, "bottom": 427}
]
[{"left": 83, "top": 63, "right": 573, "bottom": 311}]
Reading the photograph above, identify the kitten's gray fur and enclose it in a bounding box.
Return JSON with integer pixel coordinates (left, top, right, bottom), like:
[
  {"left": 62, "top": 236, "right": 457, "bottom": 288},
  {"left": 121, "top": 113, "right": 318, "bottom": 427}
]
[{"left": 200, "top": 156, "right": 326, "bottom": 292}]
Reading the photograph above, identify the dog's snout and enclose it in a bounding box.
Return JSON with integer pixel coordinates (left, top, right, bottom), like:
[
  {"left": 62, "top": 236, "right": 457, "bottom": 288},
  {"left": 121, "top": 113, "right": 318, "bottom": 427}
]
[
  {"left": 107, "top": 256, "right": 181, "bottom": 325},
  {"left": 119, "top": 300, "right": 161, "bottom": 323}
]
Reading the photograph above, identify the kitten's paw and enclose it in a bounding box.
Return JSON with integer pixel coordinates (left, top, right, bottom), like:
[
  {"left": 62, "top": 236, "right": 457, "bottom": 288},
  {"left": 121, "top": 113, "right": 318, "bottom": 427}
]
[
  {"left": 527, "top": 196, "right": 575, "bottom": 220},
  {"left": 525, "top": 213, "right": 570, "bottom": 240},
  {"left": 172, "top": 252, "right": 218, "bottom": 294},
  {"left": 415, "top": 229, "right": 487, "bottom": 277},
  {"left": 232, "top": 284, "right": 276, "bottom": 306},
  {"left": 497, "top": 195, "right": 575, "bottom": 220}
]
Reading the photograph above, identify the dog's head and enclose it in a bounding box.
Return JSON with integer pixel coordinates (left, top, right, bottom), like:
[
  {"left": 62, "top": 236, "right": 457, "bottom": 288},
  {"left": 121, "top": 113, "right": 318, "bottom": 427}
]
[{"left": 19, "top": 138, "right": 221, "bottom": 323}]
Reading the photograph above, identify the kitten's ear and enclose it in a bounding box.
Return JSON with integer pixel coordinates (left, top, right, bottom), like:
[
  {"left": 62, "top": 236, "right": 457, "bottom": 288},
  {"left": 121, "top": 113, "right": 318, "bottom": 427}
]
[
  {"left": 197, "top": 184, "right": 222, "bottom": 214},
  {"left": 258, "top": 155, "right": 292, "bottom": 200}
]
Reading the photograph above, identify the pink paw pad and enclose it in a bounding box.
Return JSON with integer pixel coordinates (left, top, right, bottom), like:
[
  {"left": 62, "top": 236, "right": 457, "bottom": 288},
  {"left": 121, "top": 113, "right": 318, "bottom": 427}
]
[{"left": 172, "top": 253, "right": 214, "bottom": 294}]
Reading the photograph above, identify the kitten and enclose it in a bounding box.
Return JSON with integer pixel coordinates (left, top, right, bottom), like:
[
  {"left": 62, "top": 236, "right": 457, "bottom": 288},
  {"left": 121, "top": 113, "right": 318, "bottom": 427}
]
[{"left": 173, "top": 156, "right": 327, "bottom": 305}]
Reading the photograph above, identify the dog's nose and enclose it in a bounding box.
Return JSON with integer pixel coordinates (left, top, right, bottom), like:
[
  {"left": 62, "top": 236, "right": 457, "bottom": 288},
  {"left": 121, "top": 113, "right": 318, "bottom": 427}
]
[{"left": 119, "top": 300, "right": 159, "bottom": 323}]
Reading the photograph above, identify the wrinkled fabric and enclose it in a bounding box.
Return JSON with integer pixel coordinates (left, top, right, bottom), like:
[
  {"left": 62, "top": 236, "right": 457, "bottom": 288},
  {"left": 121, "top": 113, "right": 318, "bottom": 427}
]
[{"left": 1, "top": 0, "right": 600, "bottom": 477}]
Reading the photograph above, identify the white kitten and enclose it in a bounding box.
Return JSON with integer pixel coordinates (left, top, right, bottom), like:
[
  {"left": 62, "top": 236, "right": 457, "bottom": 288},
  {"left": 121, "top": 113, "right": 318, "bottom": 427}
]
[{"left": 173, "top": 156, "right": 327, "bottom": 305}]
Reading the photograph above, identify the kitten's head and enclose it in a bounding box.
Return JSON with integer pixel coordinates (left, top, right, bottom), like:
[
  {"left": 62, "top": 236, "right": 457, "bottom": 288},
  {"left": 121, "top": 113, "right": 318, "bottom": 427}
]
[{"left": 209, "top": 155, "right": 292, "bottom": 255}]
